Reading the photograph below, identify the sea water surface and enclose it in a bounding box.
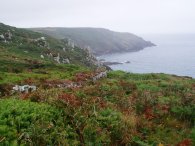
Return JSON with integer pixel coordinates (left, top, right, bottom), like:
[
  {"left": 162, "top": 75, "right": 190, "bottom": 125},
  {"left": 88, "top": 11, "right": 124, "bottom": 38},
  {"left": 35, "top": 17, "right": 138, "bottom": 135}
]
[{"left": 100, "top": 34, "right": 195, "bottom": 78}]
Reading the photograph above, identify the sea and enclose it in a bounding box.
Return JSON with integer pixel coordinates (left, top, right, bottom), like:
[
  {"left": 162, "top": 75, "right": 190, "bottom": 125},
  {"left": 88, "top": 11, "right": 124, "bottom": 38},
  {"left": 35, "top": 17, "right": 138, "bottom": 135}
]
[{"left": 99, "top": 34, "right": 195, "bottom": 78}]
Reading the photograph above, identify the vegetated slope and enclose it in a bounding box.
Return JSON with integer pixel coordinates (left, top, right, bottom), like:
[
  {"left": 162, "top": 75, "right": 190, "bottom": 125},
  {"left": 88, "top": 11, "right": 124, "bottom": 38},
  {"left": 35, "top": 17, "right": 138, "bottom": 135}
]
[
  {"left": 0, "top": 23, "right": 194, "bottom": 145},
  {"left": 0, "top": 23, "right": 99, "bottom": 72},
  {"left": 30, "top": 27, "right": 155, "bottom": 56},
  {"left": 0, "top": 70, "right": 195, "bottom": 145}
]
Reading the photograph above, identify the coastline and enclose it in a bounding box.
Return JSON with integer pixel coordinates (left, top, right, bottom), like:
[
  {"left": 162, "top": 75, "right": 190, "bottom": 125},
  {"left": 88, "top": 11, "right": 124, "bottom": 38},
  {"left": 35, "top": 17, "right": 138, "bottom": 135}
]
[{"left": 97, "top": 36, "right": 195, "bottom": 78}]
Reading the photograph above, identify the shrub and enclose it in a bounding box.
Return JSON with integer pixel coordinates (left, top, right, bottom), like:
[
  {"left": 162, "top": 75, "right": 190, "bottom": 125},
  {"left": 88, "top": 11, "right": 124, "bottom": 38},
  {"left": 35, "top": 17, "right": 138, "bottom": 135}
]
[{"left": 0, "top": 99, "right": 79, "bottom": 145}]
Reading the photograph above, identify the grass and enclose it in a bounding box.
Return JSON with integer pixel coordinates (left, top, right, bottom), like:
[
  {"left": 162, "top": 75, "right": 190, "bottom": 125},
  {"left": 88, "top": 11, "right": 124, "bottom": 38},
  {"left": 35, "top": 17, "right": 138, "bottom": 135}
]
[
  {"left": 1, "top": 70, "right": 194, "bottom": 145},
  {"left": 0, "top": 64, "right": 89, "bottom": 85}
]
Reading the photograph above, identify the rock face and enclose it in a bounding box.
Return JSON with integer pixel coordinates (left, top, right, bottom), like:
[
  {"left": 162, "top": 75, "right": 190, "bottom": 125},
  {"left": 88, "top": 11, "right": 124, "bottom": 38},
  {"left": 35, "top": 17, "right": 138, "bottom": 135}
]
[
  {"left": 84, "top": 47, "right": 102, "bottom": 66},
  {"left": 30, "top": 27, "right": 155, "bottom": 56}
]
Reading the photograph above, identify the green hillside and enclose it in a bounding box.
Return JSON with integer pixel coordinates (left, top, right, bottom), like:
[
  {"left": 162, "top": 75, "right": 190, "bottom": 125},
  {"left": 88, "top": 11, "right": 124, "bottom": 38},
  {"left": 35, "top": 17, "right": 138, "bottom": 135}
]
[
  {"left": 0, "top": 23, "right": 194, "bottom": 146},
  {"left": 0, "top": 23, "right": 99, "bottom": 71}
]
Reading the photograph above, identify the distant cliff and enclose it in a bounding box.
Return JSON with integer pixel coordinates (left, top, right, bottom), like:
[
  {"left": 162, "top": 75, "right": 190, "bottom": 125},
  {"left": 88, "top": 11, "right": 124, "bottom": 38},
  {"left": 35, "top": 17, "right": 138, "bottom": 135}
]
[{"left": 30, "top": 27, "right": 155, "bottom": 56}]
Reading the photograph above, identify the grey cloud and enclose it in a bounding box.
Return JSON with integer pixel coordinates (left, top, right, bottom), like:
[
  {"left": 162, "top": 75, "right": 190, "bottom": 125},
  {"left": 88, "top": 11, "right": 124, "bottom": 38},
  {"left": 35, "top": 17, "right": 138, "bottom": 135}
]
[{"left": 0, "top": 0, "right": 195, "bottom": 34}]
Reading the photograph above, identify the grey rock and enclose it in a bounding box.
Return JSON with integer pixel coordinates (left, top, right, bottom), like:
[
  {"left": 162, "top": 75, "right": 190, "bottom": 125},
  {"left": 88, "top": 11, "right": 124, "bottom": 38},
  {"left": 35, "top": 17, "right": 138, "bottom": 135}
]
[
  {"left": 53, "top": 53, "right": 60, "bottom": 63},
  {"left": 13, "top": 85, "right": 36, "bottom": 93},
  {"left": 62, "top": 58, "right": 70, "bottom": 64}
]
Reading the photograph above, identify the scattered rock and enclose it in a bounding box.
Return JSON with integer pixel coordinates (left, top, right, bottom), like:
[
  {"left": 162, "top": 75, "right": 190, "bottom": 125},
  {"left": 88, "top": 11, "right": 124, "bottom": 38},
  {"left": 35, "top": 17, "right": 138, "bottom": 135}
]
[
  {"left": 40, "top": 55, "right": 44, "bottom": 59},
  {"left": 13, "top": 85, "right": 36, "bottom": 93},
  {"left": 103, "top": 61, "right": 123, "bottom": 66},
  {"left": 53, "top": 53, "right": 60, "bottom": 63},
  {"left": 34, "top": 37, "right": 48, "bottom": 47},
  {"left": 4, "top": 30, "right": 12, "bottom": 40},
  {"left": 0, "top": 30, "right": 12, "bottom": 43},
  {"left": 43, "top": 80, "right": 81, "bottom": 89},
  {"left": 40, "top": 37, "right": 45, "bottom": 40},
  {"left": 62, "top": 58, "right": 70, "bottom": 64},
  {"left": 92, "top": 71, "right": 107, "bottom": 82}
]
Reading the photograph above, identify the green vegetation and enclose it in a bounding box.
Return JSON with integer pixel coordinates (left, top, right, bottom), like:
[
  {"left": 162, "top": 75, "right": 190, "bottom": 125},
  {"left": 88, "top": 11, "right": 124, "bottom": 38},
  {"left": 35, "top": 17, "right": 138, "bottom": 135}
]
[
  {"left": 0, "top": 23, "right": 98, "bottom": 70},
  {"left": 0, "top": 99, "right": 80, "bottom": 145},
  {"left": 0, "top": 23, "right": 194, "bottom": 145},
  {"left": 1, "top": 70, "right": 194, "bottom": 145}
]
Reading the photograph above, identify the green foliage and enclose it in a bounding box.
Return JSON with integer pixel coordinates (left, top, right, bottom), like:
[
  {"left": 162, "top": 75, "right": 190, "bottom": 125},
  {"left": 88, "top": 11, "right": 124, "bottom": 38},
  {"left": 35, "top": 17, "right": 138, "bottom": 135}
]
[
  {"left": 0, "top": 23, "right": 98, "bottom": 74},
  {"left": 0, "top": 99, "right": 79, "bottom": 145},
  {"left": 191, "top": 128, "right": 195, "bottom": 145},
  {"left": 1, "top": 68, "right": 195, "bottom": 145},
  {"left": 171, "top": 105, "right": 195, "bottom": 123}
]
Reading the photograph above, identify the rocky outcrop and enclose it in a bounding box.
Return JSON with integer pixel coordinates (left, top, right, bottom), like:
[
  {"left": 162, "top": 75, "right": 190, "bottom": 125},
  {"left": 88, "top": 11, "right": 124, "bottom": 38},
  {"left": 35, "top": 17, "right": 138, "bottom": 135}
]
[
  {"left": 0, "top": 30, "right": 12, "bottom": 43},
  {"left": 33, "top": 37, "right": 49, "bottom": 48},
  {"left": 102, "top": 61, "right": 123, "bottom": 66},
  {"left": 84, "top": 47, "right": 102, "bottom": 66},
  {"left": 4, "top": 30, "right": 12, "bottom": 40},
  {"left": 53, "top": 53, "right": 60, "bottom": 63},
  {"left": 44, "top": 51, "right": 71, "bottom": 64}
]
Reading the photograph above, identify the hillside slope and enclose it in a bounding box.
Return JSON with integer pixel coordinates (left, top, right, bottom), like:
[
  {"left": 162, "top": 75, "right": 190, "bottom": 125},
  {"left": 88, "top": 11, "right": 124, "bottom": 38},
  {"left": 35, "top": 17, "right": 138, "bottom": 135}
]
[
  {"left": 30, "top": 27, "right": 155, "bottom": 56},
  {"left": 0, "top": 23, "right": 100, "bottom": 71},
  {"left": 0, "top": 23, "right": 194, "bottom": 146}
]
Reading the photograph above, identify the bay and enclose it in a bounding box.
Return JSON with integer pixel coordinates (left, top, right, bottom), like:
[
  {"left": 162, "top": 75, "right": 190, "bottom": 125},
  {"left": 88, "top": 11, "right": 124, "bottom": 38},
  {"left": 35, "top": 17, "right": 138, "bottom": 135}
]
[{"left": 99, "top": 34, "right": 195, "bottom": 78}]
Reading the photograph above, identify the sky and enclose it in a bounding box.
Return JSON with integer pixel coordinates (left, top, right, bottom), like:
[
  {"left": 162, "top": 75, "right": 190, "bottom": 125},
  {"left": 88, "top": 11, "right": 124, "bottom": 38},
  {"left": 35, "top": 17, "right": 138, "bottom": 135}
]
[{"left": 0, "top": 0, "right": 195, "bottom": 34}]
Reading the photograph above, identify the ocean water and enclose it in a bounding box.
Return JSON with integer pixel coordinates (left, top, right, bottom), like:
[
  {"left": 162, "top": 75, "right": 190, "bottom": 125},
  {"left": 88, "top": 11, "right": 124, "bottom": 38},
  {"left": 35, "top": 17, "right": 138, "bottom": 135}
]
[{"left": 99, "top": 34, "right": 195, "bottom": 78}]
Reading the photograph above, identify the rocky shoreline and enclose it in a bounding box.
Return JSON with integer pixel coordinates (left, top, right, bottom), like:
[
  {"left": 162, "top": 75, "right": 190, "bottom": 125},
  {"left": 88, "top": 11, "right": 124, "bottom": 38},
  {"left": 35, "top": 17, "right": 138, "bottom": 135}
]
[{"left": 101, "top": 60, "right": 131, "bottom": 66}]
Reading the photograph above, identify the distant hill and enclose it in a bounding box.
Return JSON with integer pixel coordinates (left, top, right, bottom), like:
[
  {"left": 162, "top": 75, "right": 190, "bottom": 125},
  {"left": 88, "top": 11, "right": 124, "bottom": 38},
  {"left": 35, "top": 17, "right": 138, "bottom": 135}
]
[{"left": 29, "top": 27, "right": 155, "bottom": 56}]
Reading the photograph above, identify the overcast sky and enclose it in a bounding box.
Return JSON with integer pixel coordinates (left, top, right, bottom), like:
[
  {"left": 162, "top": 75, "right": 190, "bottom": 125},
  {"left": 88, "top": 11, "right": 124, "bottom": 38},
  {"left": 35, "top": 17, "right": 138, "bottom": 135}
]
[{"left": 0, "top": 0, "right": 195, "bottom": 34}]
